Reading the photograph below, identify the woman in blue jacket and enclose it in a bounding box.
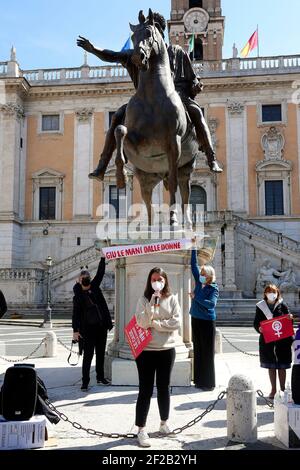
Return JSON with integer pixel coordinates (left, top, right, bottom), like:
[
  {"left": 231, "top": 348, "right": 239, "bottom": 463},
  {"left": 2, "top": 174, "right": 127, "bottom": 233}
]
[{"left": 190, "top": 243, "right": 219, "bottom": 390}]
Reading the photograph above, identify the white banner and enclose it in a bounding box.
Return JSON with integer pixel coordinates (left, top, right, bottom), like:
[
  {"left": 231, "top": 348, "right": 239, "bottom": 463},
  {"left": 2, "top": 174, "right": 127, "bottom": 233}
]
[{"left": 102, "top": 239, "right": 194, "bottom": 260}]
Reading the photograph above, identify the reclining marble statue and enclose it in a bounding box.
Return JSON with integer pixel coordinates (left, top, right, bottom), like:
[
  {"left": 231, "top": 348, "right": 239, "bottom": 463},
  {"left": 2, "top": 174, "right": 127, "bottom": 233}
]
[{"left": 77, "top": 9, "right": 222, "bottom": 227}]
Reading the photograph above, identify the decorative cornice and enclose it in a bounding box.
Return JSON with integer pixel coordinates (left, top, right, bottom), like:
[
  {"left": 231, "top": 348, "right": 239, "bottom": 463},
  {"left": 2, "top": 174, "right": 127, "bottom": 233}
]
[
  {"left": 27, "top": 85, "right": 134, "bottom": 100},
  {"left": 75, "top": 107, "right": 94, "bottom": 121},
  {"left": 0, "top": 102, "right": 25, "bottom": 119},
  {"left": 227, "top": 101, "right": 244, "bottom": 115},
  {"left": 256, "top": 159, "right": 292, "bottom": 172}
]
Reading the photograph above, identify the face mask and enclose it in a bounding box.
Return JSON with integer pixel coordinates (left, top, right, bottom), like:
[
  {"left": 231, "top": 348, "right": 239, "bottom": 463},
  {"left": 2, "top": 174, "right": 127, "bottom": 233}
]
[
  {"left": 151, "top": 280, "right": 165, "bottom": 292},
  {"left": 199, "top": 275, "right": 207, "bottom": 284},
  {"left": 266, "top": 293, "right": 277, "bottom": 303},
  {"left": 82, "top": 277, "right": 91, "bottom": 287}
]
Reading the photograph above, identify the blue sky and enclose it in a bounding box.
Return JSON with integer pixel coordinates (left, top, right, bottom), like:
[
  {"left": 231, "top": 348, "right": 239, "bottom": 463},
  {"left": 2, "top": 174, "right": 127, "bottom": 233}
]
[{"left": 0, "top": 0, "right": 299, "bottom": 69}]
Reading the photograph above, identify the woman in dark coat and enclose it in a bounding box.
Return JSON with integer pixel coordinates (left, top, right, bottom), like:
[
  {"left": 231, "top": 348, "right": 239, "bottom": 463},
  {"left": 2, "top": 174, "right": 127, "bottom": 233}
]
[
  {"left": 254, "top": 283, "right": 294, "bottom": 399},
  {"left": 72, "top": 253, "right": 113, "bottom": 391}
]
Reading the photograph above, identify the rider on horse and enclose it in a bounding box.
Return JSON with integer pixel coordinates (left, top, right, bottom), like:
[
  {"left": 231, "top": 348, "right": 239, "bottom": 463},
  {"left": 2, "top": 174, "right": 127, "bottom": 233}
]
[{"left": 77, "top": 12, "right": 222, "bottom": 186}]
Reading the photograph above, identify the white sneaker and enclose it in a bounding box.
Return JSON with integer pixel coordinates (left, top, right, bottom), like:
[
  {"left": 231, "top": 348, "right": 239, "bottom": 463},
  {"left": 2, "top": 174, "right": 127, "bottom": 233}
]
[
  {"left": 159, "top": 423, "right": 171, "bottom": 434},
  {"left": 137, "top": 430, "right": 151, "bottom": 447}
]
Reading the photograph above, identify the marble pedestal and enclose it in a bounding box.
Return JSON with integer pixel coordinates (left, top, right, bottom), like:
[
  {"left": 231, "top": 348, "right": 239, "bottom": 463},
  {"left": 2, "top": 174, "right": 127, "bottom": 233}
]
[{"left": 106, "top": 249, "right": 193, "bottom": 386}]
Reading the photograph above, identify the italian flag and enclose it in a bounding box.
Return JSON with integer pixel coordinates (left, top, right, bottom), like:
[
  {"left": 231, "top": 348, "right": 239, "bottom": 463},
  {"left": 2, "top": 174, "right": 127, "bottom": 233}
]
[
  {"left": 240, "top": 29, "right": 259, "bottom": 58},
  {"left": 188, "top": 34, "right": 195, "bottom": 54}
]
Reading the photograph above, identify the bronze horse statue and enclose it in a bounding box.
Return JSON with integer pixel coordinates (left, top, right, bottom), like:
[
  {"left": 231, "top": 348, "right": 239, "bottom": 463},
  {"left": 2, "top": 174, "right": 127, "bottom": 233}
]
[{"left": 114, "top": 9, "right": 199, "bottom": 228}]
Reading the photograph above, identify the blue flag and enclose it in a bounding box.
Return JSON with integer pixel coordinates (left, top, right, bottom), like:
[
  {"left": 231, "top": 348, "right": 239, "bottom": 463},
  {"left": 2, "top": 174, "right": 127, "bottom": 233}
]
[{"left": 121, "top": 36, "right": 132, "bottom": 51}]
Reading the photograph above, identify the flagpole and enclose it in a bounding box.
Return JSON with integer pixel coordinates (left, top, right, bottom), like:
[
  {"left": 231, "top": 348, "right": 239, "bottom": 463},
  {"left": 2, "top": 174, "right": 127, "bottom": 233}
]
[
  {"left": 193, "top": 37, "right": 195, "bottom": 62},
  {"left": 257, "top": 24, "right": 260, "bottom": 58}
]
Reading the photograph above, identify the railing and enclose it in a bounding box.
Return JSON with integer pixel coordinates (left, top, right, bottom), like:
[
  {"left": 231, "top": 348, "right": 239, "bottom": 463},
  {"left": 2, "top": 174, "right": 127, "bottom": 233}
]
[
  {"left": 0, "top": 268, "right": 44, "bottom": 281},
  {"left": 234, "top": 215, "right": 300, "bottom": 254},
  {"left": 50, "top": 245, "right": 97, "bottom": 280},
  {"left": 2, "top": 53, "right": 298, "bottom": 85}
]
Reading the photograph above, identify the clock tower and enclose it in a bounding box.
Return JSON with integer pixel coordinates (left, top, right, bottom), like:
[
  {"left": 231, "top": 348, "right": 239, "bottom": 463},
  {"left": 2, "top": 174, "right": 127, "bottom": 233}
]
[{"left": 168, "top": 0, "right": 225, "bottom": 61}]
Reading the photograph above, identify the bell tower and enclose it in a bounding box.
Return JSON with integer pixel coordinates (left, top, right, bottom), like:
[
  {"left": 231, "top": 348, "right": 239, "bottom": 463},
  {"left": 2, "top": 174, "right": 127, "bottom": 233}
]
[{"left": 168, "top": 0, "right": 225, "bottom": 61}]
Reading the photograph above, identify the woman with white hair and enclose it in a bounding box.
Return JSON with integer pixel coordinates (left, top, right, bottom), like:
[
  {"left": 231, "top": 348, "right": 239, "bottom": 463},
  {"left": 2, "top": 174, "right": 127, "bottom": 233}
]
[{"left": 190, "top": 239, "right": 219, "bottom": 390}]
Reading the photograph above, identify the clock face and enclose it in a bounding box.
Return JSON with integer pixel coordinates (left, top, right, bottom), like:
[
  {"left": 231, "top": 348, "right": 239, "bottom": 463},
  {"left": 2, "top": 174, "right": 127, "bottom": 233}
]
[{"left": 184, "top": 8, "right": 209, "bottom": 33}]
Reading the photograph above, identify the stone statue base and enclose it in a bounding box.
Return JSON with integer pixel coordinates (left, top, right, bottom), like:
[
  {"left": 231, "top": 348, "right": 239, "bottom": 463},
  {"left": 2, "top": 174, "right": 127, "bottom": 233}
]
[
  {"left": 106, "top": 249, "right": 192, "bottom": 386},
  {"left": 98, "top": 232, "right": 217, "bottom": 386}
]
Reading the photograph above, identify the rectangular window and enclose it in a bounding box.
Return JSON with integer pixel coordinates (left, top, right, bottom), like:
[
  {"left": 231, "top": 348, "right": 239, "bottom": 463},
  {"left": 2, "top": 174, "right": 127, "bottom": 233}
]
[
  {"left": 189, "top": 0, "right": 203, "bottom": 8},
  {"left": 262, "top": 105, "right": 282, "bottom": 123},
  {"left": 42, "top": 114, "right": 60, "bottom": 132},
  {"left": 265, "top": 180, "right": 284, "bottom": 216},
  {"left": 109, "top": 185, "right": 126, "bottom": 219},
  {"left": 39, "top": 187, "right": 56, "bottom": 220}
]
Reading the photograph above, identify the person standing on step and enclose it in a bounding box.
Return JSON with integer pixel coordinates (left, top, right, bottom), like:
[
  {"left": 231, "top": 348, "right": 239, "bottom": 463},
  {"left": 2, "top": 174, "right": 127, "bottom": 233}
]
[
  {"left": 134, "top": 267, "right": 181, "bottom": 447},
  {"left": 190, "top": 238, "right": 219, "bottom": 391},
  {"left": 72, "top": 249, "right": 113, "bottom": 391},
  {"left": 254, "top": 283, "right": 294, "bottom": 399}
]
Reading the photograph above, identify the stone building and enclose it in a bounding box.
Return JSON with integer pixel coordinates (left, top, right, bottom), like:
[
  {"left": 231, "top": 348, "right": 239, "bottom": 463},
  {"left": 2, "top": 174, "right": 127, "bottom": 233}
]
[{"left": 1, "top": 0, "right": 300, "bottom": 320}]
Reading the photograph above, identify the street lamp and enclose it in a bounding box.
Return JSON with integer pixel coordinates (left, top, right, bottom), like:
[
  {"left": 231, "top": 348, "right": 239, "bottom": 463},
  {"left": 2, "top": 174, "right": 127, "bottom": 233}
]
[{"left": 43, "top": 256, "right": 53, "bottom": 328}]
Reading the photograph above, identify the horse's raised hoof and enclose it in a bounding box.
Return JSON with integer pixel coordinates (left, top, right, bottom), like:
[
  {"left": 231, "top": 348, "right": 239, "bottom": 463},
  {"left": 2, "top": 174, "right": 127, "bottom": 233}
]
[{"left": 209, "top": 160, "right": 223, "bottom": 173}]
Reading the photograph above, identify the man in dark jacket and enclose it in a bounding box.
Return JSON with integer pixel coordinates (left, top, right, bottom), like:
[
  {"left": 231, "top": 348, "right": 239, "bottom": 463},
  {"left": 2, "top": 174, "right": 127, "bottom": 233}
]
[
  {"left": 72, "top": 253, "right": 113, "bottom": 391},
  {"left": 0, "top": 289, "right": 7, "bottom": 318}
]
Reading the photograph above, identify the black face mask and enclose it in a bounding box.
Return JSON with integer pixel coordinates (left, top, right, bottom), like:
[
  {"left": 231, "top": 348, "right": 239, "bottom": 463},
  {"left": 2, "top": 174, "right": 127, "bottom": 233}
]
[{"left": 81, "top": 277, "right": 91, "bottom": 287}]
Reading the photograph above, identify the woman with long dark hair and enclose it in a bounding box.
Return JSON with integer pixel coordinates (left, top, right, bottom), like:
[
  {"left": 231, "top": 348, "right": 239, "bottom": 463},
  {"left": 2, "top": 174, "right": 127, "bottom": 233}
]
[{"left": 135, "top": 267, "right": 181, "bottom": 447}]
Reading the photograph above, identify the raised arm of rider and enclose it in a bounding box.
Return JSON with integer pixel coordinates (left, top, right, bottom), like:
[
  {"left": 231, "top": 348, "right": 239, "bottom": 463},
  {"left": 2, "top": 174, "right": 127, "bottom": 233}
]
[{"left": 91, "top": 47, "right": 131, "bottom": 66}]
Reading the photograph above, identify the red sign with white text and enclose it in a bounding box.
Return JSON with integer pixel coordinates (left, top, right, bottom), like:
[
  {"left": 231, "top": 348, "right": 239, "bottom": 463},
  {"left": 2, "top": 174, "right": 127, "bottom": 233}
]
[
  {"left": 260, "top": 315, "right": 294, "bottom": 344},
  {"left": 125, "top": 316, "right": 153, "bottom": 359}
]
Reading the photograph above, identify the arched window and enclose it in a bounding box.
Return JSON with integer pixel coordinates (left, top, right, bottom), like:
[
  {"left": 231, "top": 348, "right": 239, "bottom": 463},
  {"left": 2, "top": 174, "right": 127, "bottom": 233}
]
[
  {"left": 189, "top": 0, "right": 203, "bottom": 8},
  {"left": 190, "top": 185, "right": 207, "bottom": 224}
]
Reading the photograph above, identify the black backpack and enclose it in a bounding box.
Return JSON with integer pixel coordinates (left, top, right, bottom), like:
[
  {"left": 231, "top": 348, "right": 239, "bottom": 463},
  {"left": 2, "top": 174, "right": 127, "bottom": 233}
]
[{"left": 1, "top": 364, "right": 38, "bottom": 421}]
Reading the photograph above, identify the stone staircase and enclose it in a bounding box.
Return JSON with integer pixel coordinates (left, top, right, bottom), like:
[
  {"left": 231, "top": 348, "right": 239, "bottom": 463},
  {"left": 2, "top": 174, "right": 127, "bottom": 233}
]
[
  {"left": 50, "top": 246, "right": 98, "bottom": 282},
  {"left": 234, "top": 215, "right": 300, "bottom": 263},
  {"left": 216, "top": 298, "right": 258, "bottom": 326}
]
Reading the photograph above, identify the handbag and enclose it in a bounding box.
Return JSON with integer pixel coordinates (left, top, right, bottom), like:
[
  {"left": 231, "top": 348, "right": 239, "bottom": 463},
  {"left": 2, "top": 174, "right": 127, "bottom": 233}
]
[{"left": 67, "top": 338, "right": 84, "bottom": 366}]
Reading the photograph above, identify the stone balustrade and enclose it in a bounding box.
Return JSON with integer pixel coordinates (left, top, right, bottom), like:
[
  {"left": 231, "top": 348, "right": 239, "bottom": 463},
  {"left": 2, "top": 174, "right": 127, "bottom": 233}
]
[
  {"left": 0, "top": 54, "right": 298, "bottom": 84},
  {"left": 234, "top": 215, "right": 300, "bottom": 253},
  {"left": 0, "top": 268, "right": 44, "bottom": 281},
  {"left": 0, "top": 268, "right": 45, "bottom": 304},
  {"left": 50, "top": 245, "right": 97, "bottom": 280}
]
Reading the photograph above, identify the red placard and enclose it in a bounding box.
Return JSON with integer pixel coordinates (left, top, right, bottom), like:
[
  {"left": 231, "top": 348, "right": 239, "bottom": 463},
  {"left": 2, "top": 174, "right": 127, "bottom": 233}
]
[
  {"left": 260, "top": 315, "right": 294, "bottom": 344},
  {"left": 125, "top": 315, "right": 153, "bottom": 359}
]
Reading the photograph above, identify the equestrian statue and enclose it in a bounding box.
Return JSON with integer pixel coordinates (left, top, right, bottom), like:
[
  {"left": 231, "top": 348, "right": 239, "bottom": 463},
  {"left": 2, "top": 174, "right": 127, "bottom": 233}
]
[{"left": 77, "top": 10, "right": 222, "bottom": 226}]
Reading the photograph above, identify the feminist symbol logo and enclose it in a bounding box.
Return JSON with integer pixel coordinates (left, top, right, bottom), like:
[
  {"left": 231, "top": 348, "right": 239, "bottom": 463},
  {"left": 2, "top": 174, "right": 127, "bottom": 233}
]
[{"left": 272, "top": 320, "right": 283, "bottom": 338}]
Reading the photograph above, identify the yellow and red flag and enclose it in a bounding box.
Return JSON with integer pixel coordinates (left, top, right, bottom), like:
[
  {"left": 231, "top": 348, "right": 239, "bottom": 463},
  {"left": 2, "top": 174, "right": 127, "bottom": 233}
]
[{"left": 240, "top": 29, "right": 259, "bottom": 58}]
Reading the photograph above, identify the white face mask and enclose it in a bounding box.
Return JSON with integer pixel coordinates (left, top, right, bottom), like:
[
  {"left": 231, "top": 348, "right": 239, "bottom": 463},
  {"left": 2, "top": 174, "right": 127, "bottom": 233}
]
[
  {"left": 151, "top": 280, "right": 165, "bottom": 292},
  {"left": 266, "top": 293, "right": 277, "bottom": 303}
]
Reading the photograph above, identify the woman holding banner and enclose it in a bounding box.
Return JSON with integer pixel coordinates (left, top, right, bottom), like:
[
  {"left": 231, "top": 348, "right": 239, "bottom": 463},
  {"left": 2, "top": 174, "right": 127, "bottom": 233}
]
[
  {"left": 135, "top": 267, "right": 181, "bottom": 448},
  {"left": 72, "top": 251, "right": 113, "bottom": 391},
  {"left": 190, "top": 239, "right": 219, "bottom": 391},
  {"left": 254, "top": 284, "right": 294, "bottom": 399}
]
